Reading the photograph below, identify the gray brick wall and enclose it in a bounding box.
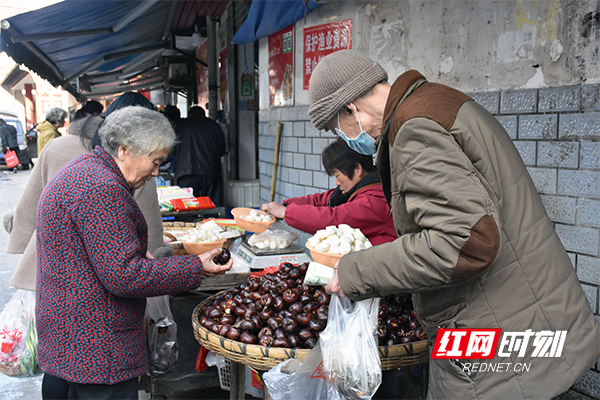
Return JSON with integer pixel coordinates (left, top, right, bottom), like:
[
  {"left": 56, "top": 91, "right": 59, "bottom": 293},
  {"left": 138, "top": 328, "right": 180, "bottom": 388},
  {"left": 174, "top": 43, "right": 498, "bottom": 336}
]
[
  {"left": 258, "top": 106, "right": 335, "bottom": 205},
  {"left": 482, "top": 85, "right": 600, "bottom": 393},
  {"left": 258, "top": 83, "right": 600, "bottom": 390}
]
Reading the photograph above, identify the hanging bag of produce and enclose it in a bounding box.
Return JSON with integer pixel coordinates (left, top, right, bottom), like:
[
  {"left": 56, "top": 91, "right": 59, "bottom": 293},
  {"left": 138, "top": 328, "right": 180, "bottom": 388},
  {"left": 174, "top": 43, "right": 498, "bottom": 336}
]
[
  {"left": 0, "top": 289, "right": 40, "bottom": 377},
  {"left": 319, "top": 294, "right": 382, "bottom": 399},
  {"left": 146, "top": 295, "right": 178, "bottom": 376}
]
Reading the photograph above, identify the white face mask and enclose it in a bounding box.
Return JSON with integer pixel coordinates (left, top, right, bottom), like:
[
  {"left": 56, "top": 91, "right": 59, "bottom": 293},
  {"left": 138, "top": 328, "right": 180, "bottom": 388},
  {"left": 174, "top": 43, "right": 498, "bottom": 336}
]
[{"left": 334, "top": 104, "right": 377, "bottom": 155}]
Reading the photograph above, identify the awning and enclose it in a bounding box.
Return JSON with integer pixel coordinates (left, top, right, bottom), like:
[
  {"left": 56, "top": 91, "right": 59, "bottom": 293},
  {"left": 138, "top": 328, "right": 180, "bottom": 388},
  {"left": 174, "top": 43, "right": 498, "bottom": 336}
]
[
  {"left": 0, "top": 0, "right": 229, "bottom": 101},
  {"left": 232, "top": 0, "right": 326, "bottom": 44}
]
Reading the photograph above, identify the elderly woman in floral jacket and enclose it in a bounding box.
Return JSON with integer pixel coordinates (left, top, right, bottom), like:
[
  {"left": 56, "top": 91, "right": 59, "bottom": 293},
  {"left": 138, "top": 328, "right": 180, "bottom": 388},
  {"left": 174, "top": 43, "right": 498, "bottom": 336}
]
[
  {"left": 5, "top": 94, "right": 172, "bottom": 292},
  {"left": 35, "top": 106, "right": 232, "bottom": 399}
]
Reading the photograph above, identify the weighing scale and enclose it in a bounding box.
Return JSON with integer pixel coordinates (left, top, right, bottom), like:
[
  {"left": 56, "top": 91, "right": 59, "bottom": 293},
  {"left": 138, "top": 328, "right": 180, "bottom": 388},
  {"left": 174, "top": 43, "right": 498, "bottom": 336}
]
[{"left": 235, "top": 238, "right": 312, "bottom": 270}]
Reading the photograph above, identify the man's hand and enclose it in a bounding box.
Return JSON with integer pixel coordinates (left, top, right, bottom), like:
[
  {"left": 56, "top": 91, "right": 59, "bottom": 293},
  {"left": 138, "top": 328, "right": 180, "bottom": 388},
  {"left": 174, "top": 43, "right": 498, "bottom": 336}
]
[
  {"left": 261, "top": 202, "right": 286, "bottom": 219},
  {"left": 324, "top": 261, "right": 345, "bottom": 297},
  {"left": 199, "top": 248, "right": 232, "bottom": 277}
]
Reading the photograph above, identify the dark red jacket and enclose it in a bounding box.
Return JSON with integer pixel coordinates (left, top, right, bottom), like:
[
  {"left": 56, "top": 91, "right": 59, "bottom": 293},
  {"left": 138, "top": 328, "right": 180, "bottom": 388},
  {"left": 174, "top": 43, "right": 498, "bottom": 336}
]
[{"left": 283, "top": 183, "right": 396, "bottom": 245}]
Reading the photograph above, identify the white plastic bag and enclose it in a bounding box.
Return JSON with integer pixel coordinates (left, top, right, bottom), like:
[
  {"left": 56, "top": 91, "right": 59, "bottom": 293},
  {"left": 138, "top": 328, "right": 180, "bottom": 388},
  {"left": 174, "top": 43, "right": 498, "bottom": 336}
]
[
  {"left": 248, "top": 229, "right": 298, "bottom": 250},
  {"left": 319, "top": 294, "right": 382, "bottom": 399},
  {"left": 146, "top": 295, "right": 178, "bottom": 376},
  {"left": 263, "top": 340, "right": 346, "bottom": 400},
  {"left": 0, "top": 289, "right": 40, "bottom": 377}
]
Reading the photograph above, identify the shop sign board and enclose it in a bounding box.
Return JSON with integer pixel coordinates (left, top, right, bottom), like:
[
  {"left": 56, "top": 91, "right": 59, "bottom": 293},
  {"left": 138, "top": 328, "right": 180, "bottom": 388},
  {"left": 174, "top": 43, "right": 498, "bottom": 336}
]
[
  {"left": 268, "top": 25, "right": 294, "bottom": 106},
  {"left": 303, "top": 19, "right": 352, "bottom": 90}
]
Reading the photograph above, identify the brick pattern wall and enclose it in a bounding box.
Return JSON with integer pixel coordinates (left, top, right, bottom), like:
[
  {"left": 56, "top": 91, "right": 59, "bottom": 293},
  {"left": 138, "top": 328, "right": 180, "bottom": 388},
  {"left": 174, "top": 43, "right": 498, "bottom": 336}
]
[
  {"left": 258, "top": 84, "right": 600, "bottom": 398},
  {"left": 258, "top": 104, "right": 337, "bottom": 205},
  {"left": 471, "top": 85, "right": 600, "bottom": 399}
]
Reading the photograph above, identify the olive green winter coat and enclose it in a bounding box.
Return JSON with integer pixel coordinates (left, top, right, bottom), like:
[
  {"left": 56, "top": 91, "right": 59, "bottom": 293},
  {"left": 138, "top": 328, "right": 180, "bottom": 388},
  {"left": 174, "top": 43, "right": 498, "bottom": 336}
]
[{"left": 337, "top": 70, "right": 600, "bottom": 399}]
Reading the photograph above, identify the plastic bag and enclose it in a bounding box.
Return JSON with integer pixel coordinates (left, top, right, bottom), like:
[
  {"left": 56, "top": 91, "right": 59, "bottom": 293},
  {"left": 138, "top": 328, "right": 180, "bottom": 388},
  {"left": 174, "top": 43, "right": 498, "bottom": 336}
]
[
  {"left": 263, "top": 340, "right": 346, "bottom": 400},
  {"left": 0, "top": 289, "right": 40, "bottom": 377},
  {"left": 146, "top": 295, "right": 178, "bottom": 376},
  {"left": 319, "top": 294, "right": 382, "bottom": 399},
  {"left": 247, "top": 229, "right": 298, "bottom": 250},
  {"left": 4, "top": 149, "right": 19, "bottom": 169}
]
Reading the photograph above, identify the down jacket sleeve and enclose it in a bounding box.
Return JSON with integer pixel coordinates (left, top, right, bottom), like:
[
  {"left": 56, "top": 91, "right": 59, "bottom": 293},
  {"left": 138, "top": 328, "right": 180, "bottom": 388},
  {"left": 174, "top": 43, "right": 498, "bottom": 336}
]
[{"left": 338, "top": 118, "right": 500, "bottom": 299}]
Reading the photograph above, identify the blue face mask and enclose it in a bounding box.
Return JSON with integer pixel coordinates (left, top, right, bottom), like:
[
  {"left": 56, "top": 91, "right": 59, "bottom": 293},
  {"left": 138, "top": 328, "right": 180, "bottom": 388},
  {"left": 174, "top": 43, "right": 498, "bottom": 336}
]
[{"left": 334, "top": 104, "right": 377, "bottom": 155}]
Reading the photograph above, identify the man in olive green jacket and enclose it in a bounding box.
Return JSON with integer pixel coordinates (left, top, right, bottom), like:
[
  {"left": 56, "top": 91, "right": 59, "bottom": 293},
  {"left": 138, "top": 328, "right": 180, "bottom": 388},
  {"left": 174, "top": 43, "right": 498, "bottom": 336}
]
[{"left": 310, "top": 50, "right": 600, "bottom": 399}]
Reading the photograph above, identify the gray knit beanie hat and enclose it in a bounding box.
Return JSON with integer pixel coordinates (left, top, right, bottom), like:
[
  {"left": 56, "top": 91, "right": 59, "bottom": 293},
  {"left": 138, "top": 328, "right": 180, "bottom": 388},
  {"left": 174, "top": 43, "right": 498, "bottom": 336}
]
[{"left": 308, "top": 50, "right": 387, "bottom": 130}]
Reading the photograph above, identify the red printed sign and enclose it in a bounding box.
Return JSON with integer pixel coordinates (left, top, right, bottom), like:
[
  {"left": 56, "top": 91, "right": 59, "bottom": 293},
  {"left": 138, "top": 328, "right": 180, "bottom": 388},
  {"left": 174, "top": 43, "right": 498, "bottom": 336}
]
[
  {"left": 268, "top": 25, "right": 294, "bottom": 106},
  {"left": 431, "top": 329, "right": 501, "bottom": 359},
  {"left": 310, "top": 361, "right": 326, "bottom": 380},
  {"left": 303, "top": 19, "right": 352, "bottom": 90}
]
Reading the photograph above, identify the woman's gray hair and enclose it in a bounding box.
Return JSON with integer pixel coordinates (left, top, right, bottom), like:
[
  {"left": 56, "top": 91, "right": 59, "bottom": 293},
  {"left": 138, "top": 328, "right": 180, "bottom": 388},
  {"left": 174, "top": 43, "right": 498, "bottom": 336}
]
[
  {"left": 98, "top": 106, "right": 176, "bottom": 157},
  {"left": 45, "top": 107, "right": 67, "bottom": 124}
]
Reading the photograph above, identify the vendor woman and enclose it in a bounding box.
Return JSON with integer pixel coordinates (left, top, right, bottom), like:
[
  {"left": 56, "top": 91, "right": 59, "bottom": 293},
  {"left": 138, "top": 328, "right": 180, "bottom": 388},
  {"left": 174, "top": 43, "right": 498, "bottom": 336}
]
[{"left": 262, "top": 138, "right": 395, "bottom": 245}]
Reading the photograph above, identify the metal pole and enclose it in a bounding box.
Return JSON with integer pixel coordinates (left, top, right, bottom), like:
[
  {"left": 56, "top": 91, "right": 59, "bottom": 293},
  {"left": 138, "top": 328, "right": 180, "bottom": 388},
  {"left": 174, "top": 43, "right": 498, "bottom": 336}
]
[{"left": 207, "top": 18, "right": 218, "bottom": 120}]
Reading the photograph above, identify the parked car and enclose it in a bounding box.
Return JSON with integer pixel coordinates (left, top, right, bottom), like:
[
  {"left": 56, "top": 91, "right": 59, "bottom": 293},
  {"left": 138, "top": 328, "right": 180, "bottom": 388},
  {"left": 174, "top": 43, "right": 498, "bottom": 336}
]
[{"left": 0, "top": 111, "right": 32, "bottom": 170}]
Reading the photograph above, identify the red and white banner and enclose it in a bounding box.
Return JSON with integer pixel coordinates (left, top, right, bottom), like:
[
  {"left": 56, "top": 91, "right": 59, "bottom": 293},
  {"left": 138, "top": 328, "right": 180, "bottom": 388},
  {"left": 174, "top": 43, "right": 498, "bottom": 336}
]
[{"left": 303, "top": 19, "right": 352, "bottom": 90}]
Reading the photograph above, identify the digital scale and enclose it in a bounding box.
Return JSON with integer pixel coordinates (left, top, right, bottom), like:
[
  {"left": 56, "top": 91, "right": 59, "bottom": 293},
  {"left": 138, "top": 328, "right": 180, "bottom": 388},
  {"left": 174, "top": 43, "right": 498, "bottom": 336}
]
[{"left": 235, "top": 238, "right": 312, "bottom": 270}]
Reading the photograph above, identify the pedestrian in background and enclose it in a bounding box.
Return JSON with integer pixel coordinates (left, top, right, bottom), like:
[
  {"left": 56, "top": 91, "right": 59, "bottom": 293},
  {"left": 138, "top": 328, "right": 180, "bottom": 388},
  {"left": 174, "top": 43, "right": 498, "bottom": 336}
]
[
  {"left": 82, "top": 100, "right": 103, "bottom": 116},
  {"left": 162, "top": 105, "right": 181, "bottom": 127},
  {"left": 173, "top": 106, "right": 226, "bottom": 206},
  {"left": 310, "top": 49, "right": 600, "bottom": 399},
  {"left": 36, "top": 107, "right": 67, "bottom": 155},
  {"left": 0, "top": 117, "right": 20, "bottom": 173}
]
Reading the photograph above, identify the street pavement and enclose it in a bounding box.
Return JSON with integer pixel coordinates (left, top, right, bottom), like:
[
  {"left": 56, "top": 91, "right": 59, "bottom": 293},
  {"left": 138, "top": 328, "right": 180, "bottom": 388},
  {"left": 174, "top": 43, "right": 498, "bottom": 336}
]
[{"left": 0, "top": 167, "right": 43, "bottom": 400}]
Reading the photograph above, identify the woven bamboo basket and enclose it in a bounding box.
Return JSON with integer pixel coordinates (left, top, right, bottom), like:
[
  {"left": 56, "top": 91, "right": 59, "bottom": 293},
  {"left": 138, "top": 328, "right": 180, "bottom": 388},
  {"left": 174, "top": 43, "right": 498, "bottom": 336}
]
[{"left": 192, "top": 293, "right": 429, "bottom": 371}]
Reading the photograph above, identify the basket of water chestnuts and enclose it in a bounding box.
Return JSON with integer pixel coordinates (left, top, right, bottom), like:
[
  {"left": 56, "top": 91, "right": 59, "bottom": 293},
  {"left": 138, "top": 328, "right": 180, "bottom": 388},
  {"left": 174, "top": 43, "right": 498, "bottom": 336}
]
[{"left": 192, "top": 262, "right": 429, "bottom": 371}]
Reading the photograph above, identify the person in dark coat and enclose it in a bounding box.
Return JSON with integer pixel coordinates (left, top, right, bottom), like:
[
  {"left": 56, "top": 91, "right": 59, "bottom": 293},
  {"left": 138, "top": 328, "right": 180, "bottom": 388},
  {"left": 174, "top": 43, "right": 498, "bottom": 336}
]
[
  {"left": 0, "top": 118, "right": 20, "bottom": 173},
  {"left": 173, "top": 106, "right": 226, "bottom": 205}
]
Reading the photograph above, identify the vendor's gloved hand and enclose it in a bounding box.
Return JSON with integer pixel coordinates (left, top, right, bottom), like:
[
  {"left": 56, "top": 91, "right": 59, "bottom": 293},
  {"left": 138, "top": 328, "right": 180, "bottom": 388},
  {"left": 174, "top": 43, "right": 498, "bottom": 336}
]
[
  {"left": 199, "top": 248, "right": 233, "bottom": 277},
  {"left": 324, "top": 261, "right": 345, "bottom": 297}
]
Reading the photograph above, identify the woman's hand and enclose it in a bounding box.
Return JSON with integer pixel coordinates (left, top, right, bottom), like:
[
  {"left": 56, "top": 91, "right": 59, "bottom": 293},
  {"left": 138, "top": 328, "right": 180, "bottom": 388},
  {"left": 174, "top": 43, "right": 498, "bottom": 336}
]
[
  {"left": 199, "top": 248, "right": 233, "bottom": 277},
  {"left": 261, "top": 202, "right": 286, "bottom": 219},
  {"left": 324, "top": 261, "right": 345, "bottom": 297}
]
